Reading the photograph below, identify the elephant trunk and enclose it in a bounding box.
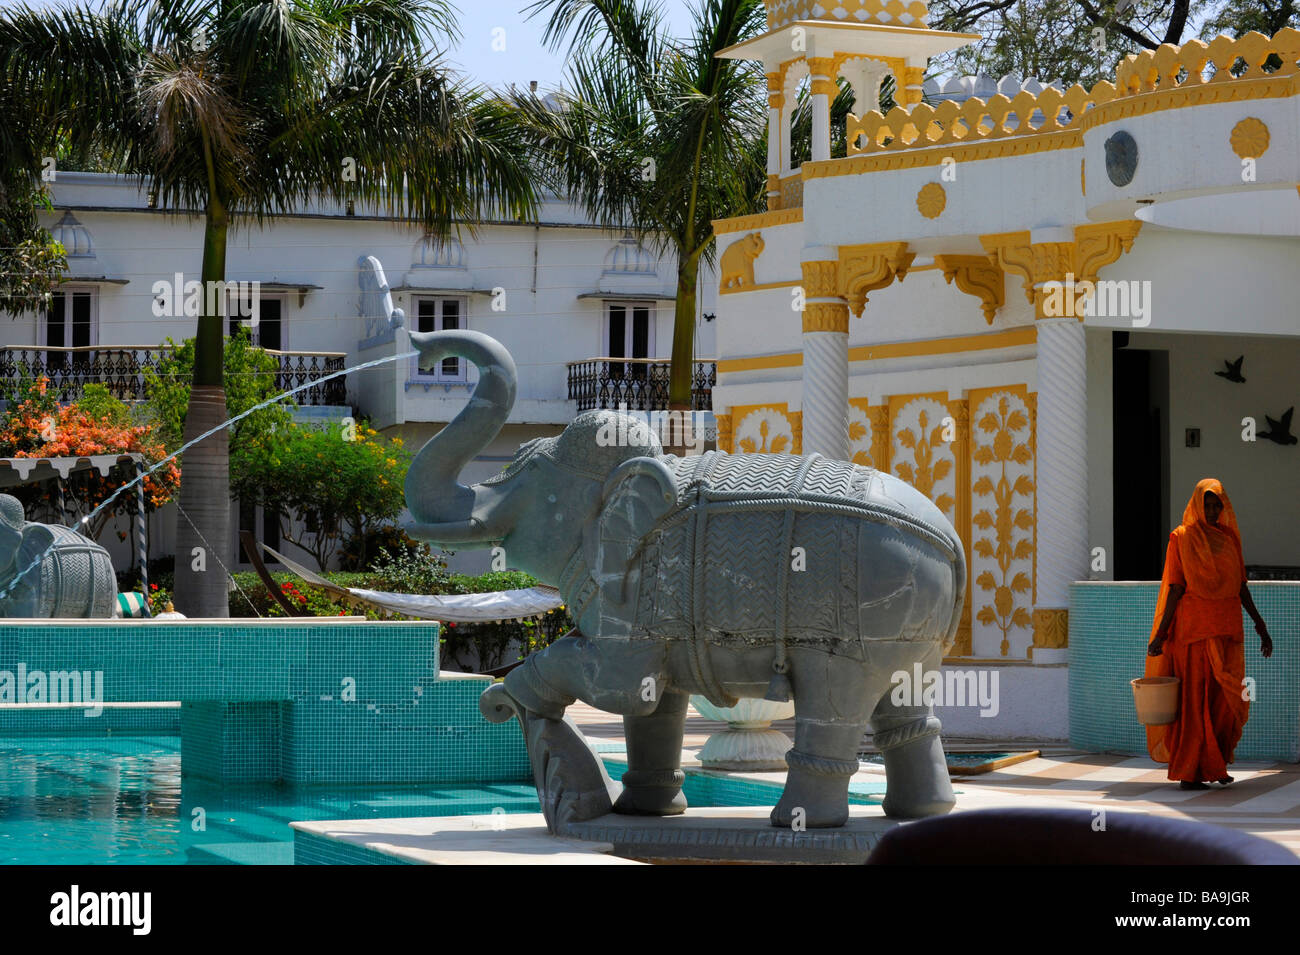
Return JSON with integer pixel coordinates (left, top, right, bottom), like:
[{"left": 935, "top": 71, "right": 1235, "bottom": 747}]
[{"left": 404, "top": 330, "right": 517, "bottom": 530}]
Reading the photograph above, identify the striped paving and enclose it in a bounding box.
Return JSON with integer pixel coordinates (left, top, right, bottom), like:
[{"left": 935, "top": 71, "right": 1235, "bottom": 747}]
[{"left": 566, "top": 703, "right": 1300, "bottom": 854}]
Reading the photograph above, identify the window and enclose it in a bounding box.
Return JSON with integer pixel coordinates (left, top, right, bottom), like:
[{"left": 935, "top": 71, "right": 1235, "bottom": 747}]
[
  {"left": 604, "top": 300, "right": 654, "bottom": 379},
  {"left": 411, "top": 296, "right": 467, "bottom": 381},
  {"left": 43, "top": 288, "right": 97, "bottom": 370},
  {"left": 229, "top": 295, "right": 283, "bottom": 351}
]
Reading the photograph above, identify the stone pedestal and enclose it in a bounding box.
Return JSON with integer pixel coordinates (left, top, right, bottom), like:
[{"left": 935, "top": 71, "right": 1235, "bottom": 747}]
[{"left": 690, "top": 697, "right": 795, "bottom": 771}]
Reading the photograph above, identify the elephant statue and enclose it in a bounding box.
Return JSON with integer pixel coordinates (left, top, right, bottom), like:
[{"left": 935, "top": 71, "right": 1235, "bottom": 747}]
[
  {"left": 405, "top": 331, "right": 966, "bottom": 831},
  {"left": 0, "top": 494, "right": 116, "bottom": 618}
]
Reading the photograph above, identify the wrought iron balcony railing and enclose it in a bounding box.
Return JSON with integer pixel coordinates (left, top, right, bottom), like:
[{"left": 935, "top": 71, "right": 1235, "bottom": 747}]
[
  {"left": 0, "top": 345, "right": 348, "bottom": 406},
  {"left": 567, "top": 357, "right": 716, "bottom": 412}
]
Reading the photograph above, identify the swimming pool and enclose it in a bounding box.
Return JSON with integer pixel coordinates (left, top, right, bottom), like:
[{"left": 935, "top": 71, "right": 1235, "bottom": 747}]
[
  {"left": 1, "top": 735, "right": 891, "bottom": 864},
  {"left": 0, "top": 735, "right": 539, "bottom": 865}
]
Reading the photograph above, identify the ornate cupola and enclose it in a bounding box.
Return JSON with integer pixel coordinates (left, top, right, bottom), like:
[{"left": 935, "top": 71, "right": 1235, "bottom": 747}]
[
  {"left": 51, "top": 211, "right": 94, "bottom": 258},
  {"left": 718, "top": 0, "right": 977, "bottom": 209}
]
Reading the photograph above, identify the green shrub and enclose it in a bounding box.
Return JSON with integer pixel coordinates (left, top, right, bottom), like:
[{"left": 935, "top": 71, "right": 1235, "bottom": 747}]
[{"left": 337, "top": 524, "right": 430, "bottom": 572}]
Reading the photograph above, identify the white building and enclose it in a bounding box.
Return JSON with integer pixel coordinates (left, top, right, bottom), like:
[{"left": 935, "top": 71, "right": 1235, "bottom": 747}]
[
  {"left": 709, "top": 5, "right": 1300, "bottom": 741},
  {"left": 3, "top": 172, "right": 718, "bottom": 575}
]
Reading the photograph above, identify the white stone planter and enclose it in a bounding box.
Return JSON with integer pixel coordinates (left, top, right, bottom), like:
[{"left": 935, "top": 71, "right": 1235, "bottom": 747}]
[{"left": 689, "top": 696, "right": 795, "bottom": 771}]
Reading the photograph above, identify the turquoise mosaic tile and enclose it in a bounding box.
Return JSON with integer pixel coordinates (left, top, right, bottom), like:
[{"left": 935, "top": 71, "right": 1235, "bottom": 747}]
[
  {"left": 1069, "top": 582, "right": 1299, "bottom": 761},
  {"left": 294, "top": 830, "right": 417, "bottom": 865},
  {"left": 0, "top": 621, "right": 530, "bottom": 786},
  {"left": 0, "top": 705, "right": 179, "bottom": 735}
]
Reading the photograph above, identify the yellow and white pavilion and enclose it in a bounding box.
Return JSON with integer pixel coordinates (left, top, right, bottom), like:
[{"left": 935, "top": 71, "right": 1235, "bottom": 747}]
[{"left": 710, "top": 1, "right": 1300, "bottom": 738}]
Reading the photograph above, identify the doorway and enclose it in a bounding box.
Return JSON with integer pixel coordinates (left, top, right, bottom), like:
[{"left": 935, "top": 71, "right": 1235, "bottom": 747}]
[{"left": 1112, "top": 333, "right": 1170, "bottom": 580}]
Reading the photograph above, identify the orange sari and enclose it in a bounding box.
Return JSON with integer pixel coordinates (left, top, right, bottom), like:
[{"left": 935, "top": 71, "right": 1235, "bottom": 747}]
[{"left": 1144, "top": 478, "right": 1248, "bottom": 781}]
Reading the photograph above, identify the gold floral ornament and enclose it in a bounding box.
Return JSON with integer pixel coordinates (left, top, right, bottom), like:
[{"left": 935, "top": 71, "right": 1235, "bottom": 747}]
[
  {"left": 848, "top": 408, "right": 873, "bottom": 468},
  {"left": 737, "top": 410, "right": 791, "bottom": 454},
  {"left": 1229, "top": 117, "right": 1270, "bottom": 159},
  {"left": 893, "top": 409, "right": 954, "bottom": 516},
  {"left": 971, "top": 396, "right": 1034, "bottom": 655},
  {"left": 916, "top": 182, "right": 946, "bottom": 220}
]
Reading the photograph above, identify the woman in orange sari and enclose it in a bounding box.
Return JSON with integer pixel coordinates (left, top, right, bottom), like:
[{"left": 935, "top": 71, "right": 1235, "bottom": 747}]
[{"left": 1146, "top": 479, "right": 1273, "bottom": 789}]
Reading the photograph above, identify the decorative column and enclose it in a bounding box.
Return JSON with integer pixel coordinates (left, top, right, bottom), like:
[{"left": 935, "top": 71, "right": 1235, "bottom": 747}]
[
  {"left": 900, "top": 65, "right": 926, "bottom": 107},
  {"left": 800, "top": 258, "right": 849, "bottom": 460},
  {"left": 765, "top": 71, "right": 784, "bottom": 211},
  {"left": 1031, "top": 317, "right": 1087, "bottom": 663},
  {"left": 807, "top": 57, "right": 837, "bottom": 163},
  {"left": 981, "top": 221, "right": 1141, "bottom": 663}
]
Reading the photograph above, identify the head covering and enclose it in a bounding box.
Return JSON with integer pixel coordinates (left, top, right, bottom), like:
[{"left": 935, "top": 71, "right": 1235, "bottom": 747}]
[
  {"left": 1171, "top": 478, "right": 1244, "bottom": 603},
  {"left": 1148, "top": 479, "right": 1244, "bottom": 650}
]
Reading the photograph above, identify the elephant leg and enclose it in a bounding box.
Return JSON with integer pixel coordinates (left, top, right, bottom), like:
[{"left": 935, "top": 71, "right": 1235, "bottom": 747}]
[
  {"left": 770, "top": 719, "right": 864, "bottom": 829},
  {"left": 502, "top": 630, "right": 669, "bottom": 720},
  {"left": 771, "top": 651, "right": 872, "bottom": 829},
  {"left": 613, "top": 689, "right": 689, "bottom": 816},
  {"left": 870, "top": 644, "right": 955, "bottom": 819},
  {"left": 502, "top": 642, "right": 579, "bottom": 720}
]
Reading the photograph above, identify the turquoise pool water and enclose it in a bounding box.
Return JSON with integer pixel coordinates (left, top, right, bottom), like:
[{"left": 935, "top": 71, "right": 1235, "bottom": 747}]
[
  {"left": 1, "top": 735, "right": 889, "bottom": 864},
  {"left": 0, "top": 736, "right": 539, "bottom": 865}
]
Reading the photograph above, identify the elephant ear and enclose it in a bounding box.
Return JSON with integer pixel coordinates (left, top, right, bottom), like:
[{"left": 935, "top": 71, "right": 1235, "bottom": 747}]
[
  {"left": 8, "top": 524, "right": 54, "bottom": 589},
  {"left": 586, "top": 457, "right": 677, "bottom": 612},
  {"left": 0, "top": 520, "right": 21, "bottom": 577}
]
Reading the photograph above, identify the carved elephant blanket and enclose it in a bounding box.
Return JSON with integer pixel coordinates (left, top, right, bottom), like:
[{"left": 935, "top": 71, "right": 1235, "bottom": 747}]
[{"left": 561, "top": 450, "right": 964, "bottom": 666}]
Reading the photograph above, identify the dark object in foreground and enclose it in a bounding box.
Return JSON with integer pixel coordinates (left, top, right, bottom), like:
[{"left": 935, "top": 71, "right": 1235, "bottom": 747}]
[{"left": 865, "top": 808, "right": 1299, "bottom": 864}]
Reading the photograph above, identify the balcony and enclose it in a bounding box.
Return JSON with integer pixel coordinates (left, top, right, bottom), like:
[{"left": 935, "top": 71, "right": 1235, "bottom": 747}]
[
  {"left": 567, "top": 358, "right": 716, "bottom": 412},
  {"left": 0, "top": 345, "right": 348, "bottom": 406}
]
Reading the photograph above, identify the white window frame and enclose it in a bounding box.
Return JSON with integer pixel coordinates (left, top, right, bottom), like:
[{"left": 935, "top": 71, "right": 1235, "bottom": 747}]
[
  {"left": 227, "top": 291, "right": 287, "bottom": 352},
  {"left": 42, "top": 285, "right": 100, "bottom": 352},
  {"left": 602, "top": 300, "right": 656, "bottom": 361},
  {"left": 410, "top": 295, "right": 469, "bottom": 382}
]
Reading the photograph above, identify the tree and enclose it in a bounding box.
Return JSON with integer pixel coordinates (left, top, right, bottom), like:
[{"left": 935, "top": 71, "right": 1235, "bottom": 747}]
[
  {"left": 927, "top": 0, "right": 1298, "bottom": 88},
  {"left": 0, "top": 75, "right": 67, "bottom": 319},
  {"left": 141, "top": 328, "right": 292, "bottom": 457},
  {"left": 928, "top": 0, "right": 1197, "bottom": 86},
  {"left": 1, "top": 0, "right": 541, "bottom": 615},
  {"left": 230, "top": 421, "right": 411, "bottom": 571},
  {"left": 514, "top": 0, "right": 769, "bottom": 421}
]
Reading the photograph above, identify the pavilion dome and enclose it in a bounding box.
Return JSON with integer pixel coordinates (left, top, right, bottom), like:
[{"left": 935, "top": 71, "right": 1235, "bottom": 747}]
[
  {"left": 51, "top": 211, "right": 94, "bottom": 258},
  {"left": 411, "top": 233, "right": 466, "bottom": 269},
  {"left": 602, "top": 235, "right": 657, "bottom": 276},
  {"left": 763, "top": 0, "right": 930, "bottom": 30}
]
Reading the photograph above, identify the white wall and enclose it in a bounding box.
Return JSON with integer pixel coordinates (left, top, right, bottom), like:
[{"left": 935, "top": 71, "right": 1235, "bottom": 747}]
[
  {"left": 3, "top": 173, "right": 719, "bottom": 579},
  {"left": 1124, "top": 330, "right": 1300, "bottom": 568}
]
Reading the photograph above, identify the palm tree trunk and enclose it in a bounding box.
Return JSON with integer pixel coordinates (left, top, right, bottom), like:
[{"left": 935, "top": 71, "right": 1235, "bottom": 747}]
[
  {"left": 665, "top": 254, "right": 701, "bottom": 455},
  {"left": 172, "top": 197, "right": 230, "bottom": 617}
]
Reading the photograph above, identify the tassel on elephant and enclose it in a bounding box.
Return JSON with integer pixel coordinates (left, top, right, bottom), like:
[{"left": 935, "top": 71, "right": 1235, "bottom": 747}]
[{"left": 404, "top": 330, "right": 966, "bottom": 830}]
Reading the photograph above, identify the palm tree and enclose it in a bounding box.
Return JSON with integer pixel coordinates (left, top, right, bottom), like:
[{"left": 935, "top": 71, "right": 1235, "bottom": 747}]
[
  {"left": 1, "top": 0, "right": 540, "bottom": 616},
  {"left": 515, "top": 0, "right": 768, "bottom": 424}
]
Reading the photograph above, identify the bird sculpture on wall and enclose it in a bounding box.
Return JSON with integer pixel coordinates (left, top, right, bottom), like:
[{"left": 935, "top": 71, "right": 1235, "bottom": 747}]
[
  {"left": 1259, "top": 407, "right": 1297, "bottom": 445},
  {"left": 1215, "top": 356, "right": 1246, "bottom": 383}
]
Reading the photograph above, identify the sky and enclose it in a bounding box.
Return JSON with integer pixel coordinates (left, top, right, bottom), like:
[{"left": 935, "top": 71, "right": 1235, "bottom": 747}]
[
  {"left": 8, "top": 0, "right": 701, "bottom": 90},
  {"left": 440, "top": 0, "right": 696, "bottom": 89}
]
